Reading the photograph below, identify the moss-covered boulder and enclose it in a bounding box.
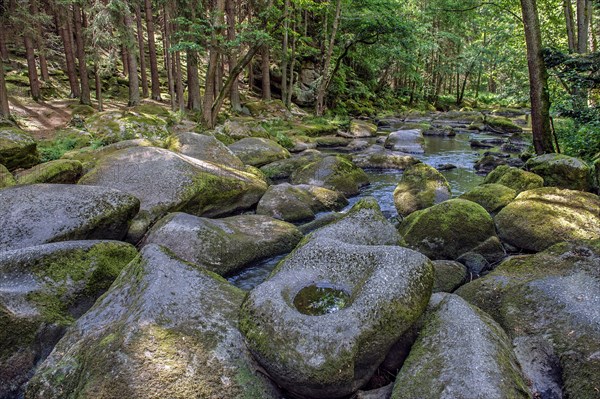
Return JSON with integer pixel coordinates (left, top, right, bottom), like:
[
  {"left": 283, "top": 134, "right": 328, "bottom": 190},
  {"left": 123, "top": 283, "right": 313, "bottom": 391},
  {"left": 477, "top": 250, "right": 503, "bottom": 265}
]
[
  {"left": 398, "top": 199, "right": 503, "bottom": 262},
  {"left": 260, "top": 149, "right": 324, "bottom": 180},
  {"left": 143, "top": 212, "right": 302, "bottom": 276},
  {"left": 85, "top": 110, "right": 170, "bottom": 144},
  {"left": 61, "top": 138, "right": 153, "bottom": 173},
  {"left": 459, "top": 183, "right": 516, "bottom": 214},
  {"left": 15, "top": 159, "right": 82, "bottom": 185},
  {"left": 25, "top": 244, "right": 280, "bottom": 399},
  {"left": 394, "top": 163, "right": 451, "bottom": 217},
  {"left": 79, "top": 146, "right": 267, "bottom": 243},
  {"left": 483, "top": 165, "right": 544, "bottom": 193},
  {"left": 314, "top": 135, "right": 351, "bottom": 148},
  {"left": 384, "top": 129, "right": 425, "bottom": 154},
  {"left": 176, "top": 132, "right": 245, "bottom": 169},
  {"left": 0, "top": 184, "right": 139, "bottom": 252},
  {"left": 485, "top": 116, "right": 523, "bottom": 134},
  {"left": 391, "top": 294, "right": 529, "bottom": 399},
  {"left": 245, "top": 99, "right": 292, "bottom": 119},
  {"left": 339, "top": 119, "right": 377, "bottom": 138},
  {"left": 0, "top": 126, "right": 39, "bottom": 171},
  {"left": 526, "top": 153, "right": 593, "bottom": 191},
  {"left": 227, "top": 137, "right": 290, "bottom": 167},
  {"left": 256, "top": 183, "right": 348, "bottom": 222},
  {"left": 457, "top": 240, "right": 600, "bottom": 399},
  {"left": 352, "top": 146, "right": 421, "bottom": 170},
  {"left": 432, "top": 260, "right": 468, "bottom": 293},
  {"left": 240, "top": 199, "right": 433, "bottom": 398},
  {"left": 222, "top": 118, "right": 270, "bottom": 139},
  {"left": 291, "top": 155, "right": 369, "bottom": 196},
  {"left": 495, "top": 187, "right": 600, "bottom": 252},
  {"left": 0, "top": 240, "right": 137, "bottom": 398},
  {"left": 0, "top": 163, "right": 15, "bottom": 188}
]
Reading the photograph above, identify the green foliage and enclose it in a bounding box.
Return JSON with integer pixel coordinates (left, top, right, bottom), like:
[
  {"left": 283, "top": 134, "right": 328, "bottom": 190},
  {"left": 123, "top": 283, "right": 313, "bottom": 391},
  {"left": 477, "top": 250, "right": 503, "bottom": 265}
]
[
  {"left": 38, "top": 137, "right": 81, "bottom": 162},
  {"left": 554, "top": 118, "right": 600, "bottom": 161}
]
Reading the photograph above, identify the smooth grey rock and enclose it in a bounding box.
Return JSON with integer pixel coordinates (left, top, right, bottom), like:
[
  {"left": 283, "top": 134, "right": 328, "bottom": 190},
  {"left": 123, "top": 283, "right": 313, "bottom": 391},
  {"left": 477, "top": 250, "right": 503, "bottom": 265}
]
[
  {"left": 391, "top": 294, "right": 530, "bottom": 399},
  {"left": 241, "top": 199, "right": 432, "bottom": 398},
  {"left": 256, "top": 183, "right": 348, "bottom": 222},
  {"left": 26, "top": 245, "right": 280, "bottom": 399},
  {"left": 0, "top": 241, "right": 137, "bottom": 398},
  {"left": 384, "top": 129, "right": 424, "bottom": 154},
  {"left": 79, "top": 146, "right": 267, "bottom": 243},
  {"left": 457, "top": 240, "right": 600, "bottom": 399},
  {"left": 0, "top": 184, "right": 139, "bottom": 252},
  {"left": 513, "top": 336, "right": 563, "bottom": 399},
  {"left": 228, "top": 137, "right": 290, "bottom": 167},
  {"left": 352, "top": 146, "right": 421, "bottom": 170},
  {"left": 143, "top": 212, "right": 302, "bottom": 275},
  {"left": 393, "top": 163, "right": 451, "bottom": 217},
  {"left": 495, "top": 187, "right": 600, "bottom": 252},
  {"left": 176, "top": 132, "right": 245, "bottom": 169},
  {"left": 356, "top": 384, "right": 394, "bottom": 399}
]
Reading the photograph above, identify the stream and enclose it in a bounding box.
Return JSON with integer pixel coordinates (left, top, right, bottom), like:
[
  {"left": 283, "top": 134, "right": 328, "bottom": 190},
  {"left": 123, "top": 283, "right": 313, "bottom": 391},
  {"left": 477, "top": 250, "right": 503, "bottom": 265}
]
[{"left": 228, "top": 115, "right": 527, "bottom": 290}]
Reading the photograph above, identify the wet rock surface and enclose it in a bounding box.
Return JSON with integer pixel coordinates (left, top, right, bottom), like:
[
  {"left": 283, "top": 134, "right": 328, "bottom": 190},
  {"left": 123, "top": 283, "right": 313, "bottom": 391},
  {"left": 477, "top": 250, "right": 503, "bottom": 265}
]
[
  {"left": 228, "top": 137, "right": 291, "bottom": 167},
  {"left": 291, "top": 155, "right": 370, "bottom": 196}
]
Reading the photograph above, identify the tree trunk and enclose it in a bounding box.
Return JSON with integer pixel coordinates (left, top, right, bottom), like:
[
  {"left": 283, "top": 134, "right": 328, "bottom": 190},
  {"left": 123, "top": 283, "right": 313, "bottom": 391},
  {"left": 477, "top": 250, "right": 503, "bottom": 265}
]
[
  {"left": 577, "top": 0, "right": 590, "bottom": 53},
  {"left": 0, "top": 57, "right": 10, "bottom": 118},
  {"left": 226, "top": 0, "right": 241, "bottom": 112},
  {"left": 135, "top": 4, "right": 148, "bottom": 98},
  {"left": 0, "top": 29, "right": 9, "bottom": 61},
  {"left": 286, "top": 15, "right": 297, "bottom": 107},
  {"left": 520, "top": 0, "right": 555, "bottom": 154},
  {"left": 145, "top": 0, "right": 161, "bottom": 100},
  {"left": 280, "top": 0, "right": 290, "bottom": 105},
  {"left": 58, "top": 9, "right": 80, "bottom": 98},
  {"left": 94, "top": 60, "right": 103, "bottom": 111},
  {"left": 123, "top": 9, "right": 140, "bottom": 106},
  {"left": 187, "top": 50, "right": 201, "bottom": 111},
  {"left": 73, "top": 5, "right": 91, "bottom": 105},
  {"left": 163, "top": 6, "right": 175, "bottom": 110},
  {"left": 23, "top": 33, "right": 41, "bottom": 101},
  {"left": 261, "top": 45, "right": 271, "bottom": 100},
  {"left": 30, "top": 0, "right": 49, "bottom": 81},
  {"left": 203, "top": 0, "right": 226, "bottom": 126},
  {"left": 564, "top": 0, "right": 577, "bottom": 52},
  {"left": 175, "top": 50, "right": 184, "bottom": 111},
  {"left": 315, "top": 0, "right": 342, "bottom": 115},
  {"left": 121, "top": 45, "right": 129, "bottom": 76}
]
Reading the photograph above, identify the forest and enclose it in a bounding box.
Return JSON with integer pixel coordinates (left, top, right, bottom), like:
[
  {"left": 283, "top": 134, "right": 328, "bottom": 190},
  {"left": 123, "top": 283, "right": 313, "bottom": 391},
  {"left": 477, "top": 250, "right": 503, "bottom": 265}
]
[{"left": 0, "top": 0, "right": 600, "bottom": 399}]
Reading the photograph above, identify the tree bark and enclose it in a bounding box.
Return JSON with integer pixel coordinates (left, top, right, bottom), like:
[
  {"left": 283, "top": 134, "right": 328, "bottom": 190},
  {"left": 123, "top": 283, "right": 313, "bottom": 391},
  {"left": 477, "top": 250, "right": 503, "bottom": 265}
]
[
  {"left": 135, "top": 3, "right": 148, "bottom": 98},
  {"left": 187, "top": 50, "right": 201, "bottom": 111},
  {"left": 577, "top": 0, "right": 590, "bottom": 53},
  {"left": 226, "top": 0, "right": 241, "bottom": 112},
  {"left": 261, "top": 45, "right": 271, "bottom": 100},
  {"left": 123, "top": 8, "right": 140, "bottom": 106},
  {"left": 144, "top": 0, "right": 161, "bottom": 100},
  {"left": 315, "top": 0, "right": 342, "bottom": 115},
  {"left": 280, "top": 0, "right": 290, "bottom": 105},
  {"left": 175, "top": 50, "right": 184, "bottom": 111},
  {"left": 564, "top": 0, "right": 577, "bottom": 52},
  {"left": 0, "top": 29, "right": 9, "bottom": 62},
  {"left": 286, "top": 15, "right": 297, "bottom": 107},
  {"left": 520, "top": 0, "right": 555, "bottom": 154},
  {"left": 94, "top": 60, "right": 103, "bottom": 111},
  {"left": 23, "top": 32, "right": 41, "bottom": 101},
  {"left": 73, "top": 4, "right": 91, "bottom": 105},
  {"left": 202, "top": 0, "right": 226, "bottom": 126},
  {"left": 163, "top": 6, "right": 175, "bottom": 110},
  {"left": 30, "top": 0, "right": 49, "bottom": 81},
  {"left": 0, "top": 57, "right": 10, "bottom": 118},
  {"left": 58, "top": 8, "right": 80, "bottom": 98}
]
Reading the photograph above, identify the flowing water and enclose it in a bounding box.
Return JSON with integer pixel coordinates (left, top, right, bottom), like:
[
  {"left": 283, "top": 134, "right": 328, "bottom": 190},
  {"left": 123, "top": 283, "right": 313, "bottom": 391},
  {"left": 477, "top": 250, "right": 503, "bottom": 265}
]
[{"left": 228, "top": 117, "right": 515, "bottom": 290}]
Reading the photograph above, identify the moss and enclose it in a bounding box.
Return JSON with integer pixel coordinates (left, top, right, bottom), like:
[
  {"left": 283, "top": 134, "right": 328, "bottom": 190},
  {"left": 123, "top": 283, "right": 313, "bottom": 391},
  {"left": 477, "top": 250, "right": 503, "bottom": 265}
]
[
  {"left": 0, "top": 126, "right": 39, "bottom": 170},
  {"left": 485, "top": 116, "right": 522, "bottom": 133},
  {"left": 526, "top": 153, "right": 593, "bottom": 191},
  {"left": 16, "top": 159, "right": 83, "bottom": 184},
  {"left": 68, "top": 104, "right": 96, "bottom": 117},
  {"left": 132, "top": 103, "right": 170, "bottom": 117},
  {"left": 459, "top": 183, "right": 516, "bottom": 213},
  {"left": 0, "top": 163, "right": 15, "bottom": 188},
  {"left": 484, "top": 165, "right": 544, "bottom": 193}
]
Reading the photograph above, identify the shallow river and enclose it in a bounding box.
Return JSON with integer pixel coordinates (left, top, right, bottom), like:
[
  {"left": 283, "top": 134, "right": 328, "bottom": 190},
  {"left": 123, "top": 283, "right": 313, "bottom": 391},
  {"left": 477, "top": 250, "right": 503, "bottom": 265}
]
[{"left": 228, "top": 120, "right": 512, "bottom": 290}]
